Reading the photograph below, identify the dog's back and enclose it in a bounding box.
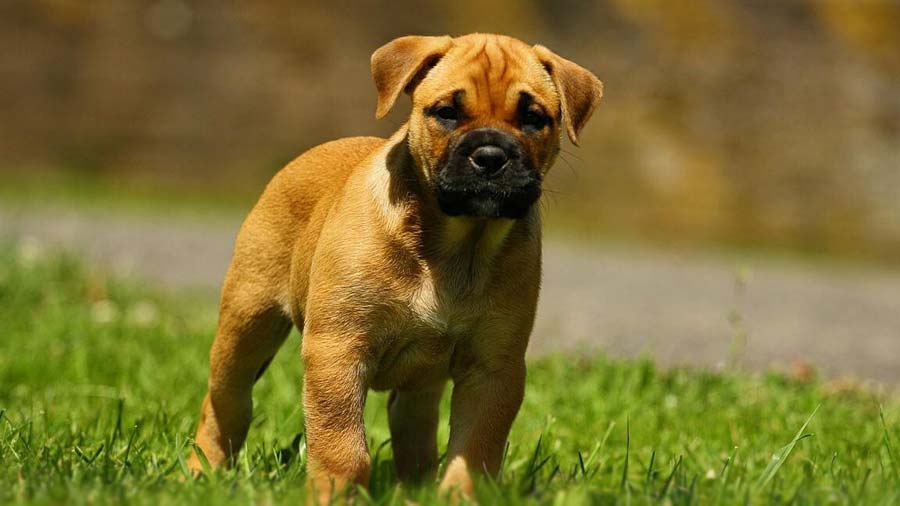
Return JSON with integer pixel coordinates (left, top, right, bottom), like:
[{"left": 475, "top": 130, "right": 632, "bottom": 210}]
[{"left": 222, "top": 136, "right": 387, "bottom": 326}]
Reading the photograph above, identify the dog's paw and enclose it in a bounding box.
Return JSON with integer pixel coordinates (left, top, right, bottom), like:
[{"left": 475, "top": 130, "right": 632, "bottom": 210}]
[{"left": 439, "top": 457, "right": 475, "bottom": 503}]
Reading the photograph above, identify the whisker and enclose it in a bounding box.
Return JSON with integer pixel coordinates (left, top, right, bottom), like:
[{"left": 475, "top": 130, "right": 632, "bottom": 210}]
[
  {"left": 559, "top": 148, "right": 584, "bottom": 162},
  {"left": 540, "top": 185, "right": 565, "bottom": 211},
  {"left": 541, "top": 187, "right": 566, "bottom": 196},
  {"left": 557, "top": 152, "right": 579, "bottom": 180}
]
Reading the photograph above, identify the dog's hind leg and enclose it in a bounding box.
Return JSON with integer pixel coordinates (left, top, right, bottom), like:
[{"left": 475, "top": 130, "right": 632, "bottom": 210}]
[
  {"left": 188, "top": 282, "right": 293, "bottom": 473},
  {"left": 388, "top": 383, "right": 445, "bottom": 482}
]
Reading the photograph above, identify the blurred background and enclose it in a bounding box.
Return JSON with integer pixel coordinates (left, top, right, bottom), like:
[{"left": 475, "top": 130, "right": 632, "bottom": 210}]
[
  {"left": 3, "top": 0, "right": 900, "bottom": 257},
  {"left": 1, "top": 1, "right": 898, "bottom": 380}
]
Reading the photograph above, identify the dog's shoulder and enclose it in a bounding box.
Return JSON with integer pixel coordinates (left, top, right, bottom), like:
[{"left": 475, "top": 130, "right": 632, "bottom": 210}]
[
  {"left": 280, "top": 136, "right": 387, "bottom": 181},
  {"left": 257, "top": 136, "right": 387, "bottom": 213}
]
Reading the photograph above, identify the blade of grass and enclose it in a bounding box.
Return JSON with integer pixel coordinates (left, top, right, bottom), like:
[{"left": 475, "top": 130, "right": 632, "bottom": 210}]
[
  {"left": 881, "top": 407, "right": 899, "bottom": 482},
  {"left": 645, "top": 449, "right": 656, "bottom": 488},
  {"left": 192, "top": 443, "right": 216, "bottom": 485},
  {"left": 621, "top": 417, "right": 630, "bottom": 491},
  {"left": 121, "top": 423, "right": 139, "bottom": 470},
  {"left": 175, "top": 435, "right": 192, "bottom": 480},
  {"left": 658, "top": 455, "right": 682, "bottom": 500},
  {"left": 756, "top": 405, "right": 820, "bottom": 490}
]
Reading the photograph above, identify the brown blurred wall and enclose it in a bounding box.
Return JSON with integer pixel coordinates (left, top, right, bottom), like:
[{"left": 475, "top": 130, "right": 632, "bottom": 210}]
[{"left": 1, "top": 0, "right": 899, "bottom": 258}]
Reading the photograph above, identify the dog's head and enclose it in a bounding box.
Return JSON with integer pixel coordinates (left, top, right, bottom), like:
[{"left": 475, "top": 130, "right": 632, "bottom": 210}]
[{"left": 371, "top": 33, "right": 603, "bottom": 219}]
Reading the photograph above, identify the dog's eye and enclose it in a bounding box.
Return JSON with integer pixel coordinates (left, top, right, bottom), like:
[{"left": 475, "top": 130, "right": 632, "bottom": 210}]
[
  {"left": 434, "top": 106, "right": 459, "bottom": 121},
  {"left": 521, "top": 110, "right": 548, "bottom": 130}
]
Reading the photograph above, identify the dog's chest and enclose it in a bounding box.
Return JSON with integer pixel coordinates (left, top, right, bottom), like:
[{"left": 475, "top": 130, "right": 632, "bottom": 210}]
[
  {"left": 368, "top": 271, "right": 486, "bottom": 390},
  {"left": 408, "top": 273, "right": 482, "bottom": 336}
]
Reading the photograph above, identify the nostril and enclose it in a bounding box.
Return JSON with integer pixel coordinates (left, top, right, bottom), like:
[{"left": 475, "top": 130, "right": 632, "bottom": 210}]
[{"left": 469, "top": 145, "right": 509, "bottom": 175}]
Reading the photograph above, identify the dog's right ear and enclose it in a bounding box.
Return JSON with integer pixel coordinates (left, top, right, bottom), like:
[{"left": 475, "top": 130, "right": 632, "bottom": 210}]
[{"left": 371, "top": 35, "right": 453, "bottom": 119}]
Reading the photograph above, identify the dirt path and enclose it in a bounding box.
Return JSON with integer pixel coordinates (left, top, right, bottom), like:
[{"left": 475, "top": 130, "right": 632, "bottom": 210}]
[{"left": 3, "top": 205, "right": 898, "bottom": 382}]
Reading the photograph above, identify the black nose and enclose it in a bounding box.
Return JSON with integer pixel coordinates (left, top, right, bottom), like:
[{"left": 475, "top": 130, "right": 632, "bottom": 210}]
[{"left": 469, "top": 145, "right": 509, "bottom": 176}]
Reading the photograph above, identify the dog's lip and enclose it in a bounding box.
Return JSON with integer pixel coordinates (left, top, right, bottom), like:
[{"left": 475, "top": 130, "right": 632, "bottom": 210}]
[
  {"left": 436, "top": 176, "right": 540, "bottom": 194},
  {"left": 436, "top": 165, "right": 541, "bottom": 190},
  {"left": 435, "top": 180, "right": 543, "bottom": 213}
]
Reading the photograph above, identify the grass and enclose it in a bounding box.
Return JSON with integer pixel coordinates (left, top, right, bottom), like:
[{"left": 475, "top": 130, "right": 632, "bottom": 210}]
[
  {"left": 1, "top": 243, "right": 898, "bottom": 505},
  {"left": 0, "top": 169, "right": 258, "bottom": 220}
]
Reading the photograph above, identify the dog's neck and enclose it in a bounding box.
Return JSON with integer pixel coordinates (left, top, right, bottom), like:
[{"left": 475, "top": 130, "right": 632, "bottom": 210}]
[{"left": 369, "top": 128, "right": 536, "bottom": 285}]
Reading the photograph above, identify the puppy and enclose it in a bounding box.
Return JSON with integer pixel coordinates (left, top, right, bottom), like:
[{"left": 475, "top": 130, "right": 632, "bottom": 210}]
[{"left": 188, "top": 33, "right": 602, "bottom": 502}]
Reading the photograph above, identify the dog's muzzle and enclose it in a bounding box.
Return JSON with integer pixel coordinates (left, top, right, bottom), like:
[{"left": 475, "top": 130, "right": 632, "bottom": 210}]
[{"left": 436, "top": 128, "right": 541, "bottom": 219}]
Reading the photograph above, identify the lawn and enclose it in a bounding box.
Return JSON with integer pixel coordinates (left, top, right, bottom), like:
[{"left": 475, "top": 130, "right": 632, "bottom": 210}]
[{"left": 1, "top": 244, "right": 898, "bottom": 505}]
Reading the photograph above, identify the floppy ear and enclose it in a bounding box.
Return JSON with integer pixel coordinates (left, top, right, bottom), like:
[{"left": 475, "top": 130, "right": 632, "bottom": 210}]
[
  {"left": 532, "top": 45, "right": 603, "bottom": 145},
  {"left": 371, "top": 35, "right": 454, "bottom": 119}
]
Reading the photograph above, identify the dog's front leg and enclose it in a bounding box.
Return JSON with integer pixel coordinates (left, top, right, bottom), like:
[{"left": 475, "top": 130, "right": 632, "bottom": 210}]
[
  {"left": 440, "top": 358, "right": 526, "bottom": 495},
  {"left": 302, "top": 333, "right": 370, "bottom": 504}
]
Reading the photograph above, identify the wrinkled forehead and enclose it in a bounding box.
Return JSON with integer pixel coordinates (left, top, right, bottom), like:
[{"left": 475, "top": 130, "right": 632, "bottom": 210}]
[{"left": 416, "top": 36, "right": 559, "bottom": 113}]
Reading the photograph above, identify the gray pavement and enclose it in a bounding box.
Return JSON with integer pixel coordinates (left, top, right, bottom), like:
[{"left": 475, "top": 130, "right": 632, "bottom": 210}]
[{"left": 2, "top": 205, "right": 898, "bottom": 382}]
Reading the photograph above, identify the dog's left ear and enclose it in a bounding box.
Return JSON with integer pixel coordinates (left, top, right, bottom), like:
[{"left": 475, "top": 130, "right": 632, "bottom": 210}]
[
  {"left": 533, "top": 45, "right": 603, "bottom": 146},
  {"left": 371, "top": 35, "right": 454, "bottom": 119}
]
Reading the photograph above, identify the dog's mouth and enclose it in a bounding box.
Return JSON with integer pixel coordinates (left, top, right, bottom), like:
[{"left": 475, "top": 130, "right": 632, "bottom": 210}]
[
  {"left": 435, "top": 162, "right": 542, "bottom": 219},
  {"left": 434, "top": 128, "right": 542, "bottom": 219},
  {"left": 436, "top": 181, "right": 541, "bottom": 219}
]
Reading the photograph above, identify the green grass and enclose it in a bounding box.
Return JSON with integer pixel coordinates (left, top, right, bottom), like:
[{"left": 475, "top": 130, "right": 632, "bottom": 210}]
[
  {"left": 0, "top": 169, "right": 258, "bottom": 220},
  {"left": 1, "top": 244, "right": 898, "bottom": 505}
]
